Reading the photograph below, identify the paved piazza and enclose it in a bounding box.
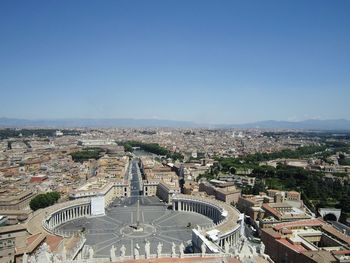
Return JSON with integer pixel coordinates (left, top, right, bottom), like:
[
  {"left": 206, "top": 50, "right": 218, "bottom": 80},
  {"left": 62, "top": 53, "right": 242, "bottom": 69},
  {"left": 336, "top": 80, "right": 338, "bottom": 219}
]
[{"left": 57, "top": 196, "right": 213, "bottom": 258}]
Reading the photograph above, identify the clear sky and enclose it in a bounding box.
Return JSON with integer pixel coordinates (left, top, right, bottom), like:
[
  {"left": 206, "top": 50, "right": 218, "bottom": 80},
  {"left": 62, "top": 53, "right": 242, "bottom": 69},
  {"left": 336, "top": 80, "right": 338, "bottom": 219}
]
[{"left": 0, "top": 0, "right": 349, "bottom": 124}]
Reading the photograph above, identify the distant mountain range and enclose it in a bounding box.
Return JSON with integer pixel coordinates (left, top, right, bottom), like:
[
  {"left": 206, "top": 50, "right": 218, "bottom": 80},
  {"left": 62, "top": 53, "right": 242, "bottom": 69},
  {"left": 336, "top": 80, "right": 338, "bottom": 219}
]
[
  {"left": 0, "top": 117, "right": 350, "bottom": 130},
  {"left": 224, "top": 119, "right": 350, "bottom": 130},
  {"left": 0, "top": 118, "right": 196, "bottom": 128}
]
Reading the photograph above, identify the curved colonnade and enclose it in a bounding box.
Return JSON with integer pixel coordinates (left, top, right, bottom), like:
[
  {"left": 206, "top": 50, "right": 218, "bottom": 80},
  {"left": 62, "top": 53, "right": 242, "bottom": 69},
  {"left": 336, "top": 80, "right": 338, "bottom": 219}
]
[
  {"left": 172, "top": 194, "right": 242, "bottom": 250},
  {"left": 41, "top": 199, "right": 91, "bottom": 235}
]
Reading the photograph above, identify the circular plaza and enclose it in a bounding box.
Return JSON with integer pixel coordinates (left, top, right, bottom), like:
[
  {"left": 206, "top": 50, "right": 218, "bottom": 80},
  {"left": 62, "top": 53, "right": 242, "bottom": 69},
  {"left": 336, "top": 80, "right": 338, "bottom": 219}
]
[{"left": 55, "top": 196, "right": 213, "bottom": 258}]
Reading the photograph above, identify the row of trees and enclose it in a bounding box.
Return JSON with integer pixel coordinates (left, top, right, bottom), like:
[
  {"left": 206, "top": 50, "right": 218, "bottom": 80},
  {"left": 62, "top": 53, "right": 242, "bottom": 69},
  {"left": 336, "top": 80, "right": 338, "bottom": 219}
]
[
  {"left": 214, "top": 142, "right": 350, "bottom": 175},
  {"left": 121, "top": 141, "right": 169, "bottom": 155},
  {"left": 0, "top": 128, "right": 80, "bottom": 139},
  {"left": 243, "top": 145, "right": 329, "bottom": 163},
  {"left": 119, "top": 141, "right": 184, "bottom": 161},
  {"left": 262, "top": 131, "right": 350, "bottom": 141},
  {"left": 30, "top": 192, "right": 61, "bottom": 211}
]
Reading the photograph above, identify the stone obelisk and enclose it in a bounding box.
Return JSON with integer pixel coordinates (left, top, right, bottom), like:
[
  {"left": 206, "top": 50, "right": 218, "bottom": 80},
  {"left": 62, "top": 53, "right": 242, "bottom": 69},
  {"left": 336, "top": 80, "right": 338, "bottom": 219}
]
[
  {"left": 134, "top": 198, "right": 143, "bottom": 232},
  {"left": 136, "top": 199, "right": 140, "bottom": 229}
]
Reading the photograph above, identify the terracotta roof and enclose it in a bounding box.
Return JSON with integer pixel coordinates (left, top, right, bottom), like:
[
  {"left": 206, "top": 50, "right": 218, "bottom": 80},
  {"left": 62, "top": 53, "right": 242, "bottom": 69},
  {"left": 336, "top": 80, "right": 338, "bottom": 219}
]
[
  {"left": 273, "top": 218, "right": 324, "bottom": 231},
  {"left": 45, "top": 235, "right": 63, "bottom": 252},
  {"left": 26, "top": 233, "right": 43, "bottom": 246},
  {"left": 261, "top": 228, "right": 282, "bottom": 239},
  {"left": 262, "top": 203, "right": 281, "bottom": 219},
  {"left": 321, "top": 224, "right": 350, "bottom": 246},
  {"left": 16, "top": 232, "right": 46, "bottom": 255}
]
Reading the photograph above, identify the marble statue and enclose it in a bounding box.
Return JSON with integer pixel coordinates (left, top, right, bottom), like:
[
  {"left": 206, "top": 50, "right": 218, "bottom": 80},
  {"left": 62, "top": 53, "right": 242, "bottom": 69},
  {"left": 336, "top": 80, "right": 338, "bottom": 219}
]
[
  {"left": 145, "top": 240, "right": 151, "bottom": 259},
  {"left": 179, "top": 243, "right": 185, "bottom": 258},
  {"left": 88, "top": 247, "right": 94, "bottom": 259},
  {"left": 134, "top": 243, "right": 140, "bottom": 259},
  {"left": 110, "top": 245, "right": 117, "bottom": 261},
  {"left": 260, "top": 242, "right": 265, "bottom": 254},
  {"left": 232, "top": 245, "right": 238, "bottom": 256},
  {"left": 37, "top": 243, "right": 52, "bottom": 263},
  {"left": 29, "top": 255, "right": 36, "bottom": 263},
  {"left": 41, "top": 243, "right": 50, "bottom": 253},
  {"left": 22, "top": 253, "right": 28, "bottom": 263},
  {"left": 171, "top": 242, "right": 176, "bottom": 257},
  {"left": 52, "top": 255, "right": 60, "bottom": 263},
  {"left": 201, "top": 242, "right": 206, "bottom": 257},
  {"left": 224, "top": 241, "right": 230, "bottom": 254},
  {"left": 238, "top": 238, "right": 256, "bottom": 260},
  {"left": 61, "top": 246, "right": 67, "bottom": 261},
  {"left": 120, "top": 244, "right": 126, "bottom": 258},
  {"left": 249, "top": 244, "right": 255, "bottom": 254},
  {"left": 157, "top": 242, "right": 163, "bottom": 258}
]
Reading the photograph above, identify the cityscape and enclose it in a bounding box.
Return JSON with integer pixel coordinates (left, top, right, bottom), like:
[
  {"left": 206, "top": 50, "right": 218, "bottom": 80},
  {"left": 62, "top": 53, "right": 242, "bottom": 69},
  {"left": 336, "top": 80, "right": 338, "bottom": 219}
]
[
  {"left": 1, "top": 1, "right": 350, "bottom": 263},
  {"left": 0, "top": 128, "right": 349, "bottom": 263}
]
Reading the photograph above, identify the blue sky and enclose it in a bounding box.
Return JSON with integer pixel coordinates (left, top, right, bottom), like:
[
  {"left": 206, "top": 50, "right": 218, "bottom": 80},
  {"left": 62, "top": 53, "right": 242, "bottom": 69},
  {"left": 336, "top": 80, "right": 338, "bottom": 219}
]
[{"left": 0, "top": 0, "right": 349, "bottom": 124}]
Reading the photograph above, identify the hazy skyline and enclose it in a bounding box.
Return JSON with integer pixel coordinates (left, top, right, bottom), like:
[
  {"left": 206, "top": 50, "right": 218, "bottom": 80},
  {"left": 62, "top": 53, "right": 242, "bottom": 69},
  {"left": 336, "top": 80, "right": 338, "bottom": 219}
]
[{"left": 1, "top": 1, "right": 349, "bottom": 124}]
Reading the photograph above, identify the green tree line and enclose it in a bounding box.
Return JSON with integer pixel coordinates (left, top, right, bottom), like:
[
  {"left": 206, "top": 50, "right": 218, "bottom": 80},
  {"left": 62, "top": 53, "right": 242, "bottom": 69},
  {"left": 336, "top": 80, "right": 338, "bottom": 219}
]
[
  {"left": 0, "top": 128, "right": 80, "bottom": 139},
  {"left": 119, "top": 141, "right": 184, "bottom": 161},
  {"left": 70, "top": 148, "right": 104, "bottom": 162}
]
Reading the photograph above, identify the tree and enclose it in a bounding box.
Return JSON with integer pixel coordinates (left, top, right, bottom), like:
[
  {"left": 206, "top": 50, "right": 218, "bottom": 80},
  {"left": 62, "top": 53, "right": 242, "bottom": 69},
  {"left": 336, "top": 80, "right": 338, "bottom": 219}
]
[
  {"left": 338, "top": 194, "right": 350, "bottom": 213},
  {"left": 229, "top": 167, "right": 236, "bottom": 174},
  {"left": 30, "top": 192, "right": 61, "bottom": 211},
  {"left": 285, "top": 176, "right": 297, "bottom": 189},
  {"left": 252, "top": 180, "right": 265, "bottom": 195}
]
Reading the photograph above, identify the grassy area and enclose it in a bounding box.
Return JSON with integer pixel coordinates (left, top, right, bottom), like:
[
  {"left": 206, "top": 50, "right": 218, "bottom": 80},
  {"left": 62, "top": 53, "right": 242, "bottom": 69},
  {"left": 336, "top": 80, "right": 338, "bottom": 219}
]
[{"left": 70, "top": 148, "right": 104, "bottom": 162}]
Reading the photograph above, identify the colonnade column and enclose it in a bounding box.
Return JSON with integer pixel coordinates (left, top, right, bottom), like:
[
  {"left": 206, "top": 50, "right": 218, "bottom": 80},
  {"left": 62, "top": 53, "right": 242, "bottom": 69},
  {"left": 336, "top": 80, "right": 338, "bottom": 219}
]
[{"left": 47, "top": 204, "right": 93, "bottom": 231}]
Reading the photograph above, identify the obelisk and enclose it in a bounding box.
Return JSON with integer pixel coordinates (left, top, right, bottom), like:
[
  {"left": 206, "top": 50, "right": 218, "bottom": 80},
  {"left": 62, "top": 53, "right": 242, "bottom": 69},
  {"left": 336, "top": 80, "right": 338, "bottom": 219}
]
[{"left": 136, "top": 199, "right": 140, "bottom": 229}]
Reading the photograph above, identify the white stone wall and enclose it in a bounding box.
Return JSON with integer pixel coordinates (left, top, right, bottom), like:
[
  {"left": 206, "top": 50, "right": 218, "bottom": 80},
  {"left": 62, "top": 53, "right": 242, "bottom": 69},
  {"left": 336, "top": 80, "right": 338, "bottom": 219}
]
[{"left": 91, "top": 196, "right": 105, "bottom": 216}]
